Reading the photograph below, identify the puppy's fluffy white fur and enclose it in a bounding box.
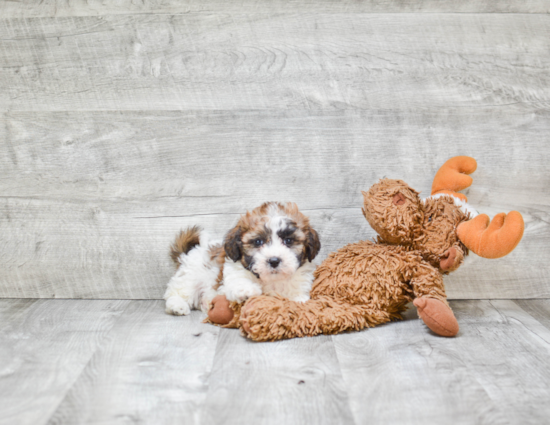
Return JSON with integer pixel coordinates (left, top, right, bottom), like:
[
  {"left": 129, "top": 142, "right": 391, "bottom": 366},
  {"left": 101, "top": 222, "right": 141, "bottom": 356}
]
[
  {"left": 164, "top": 232, "right": 221, "bottom": 316},
  {"left": 164, "top": 202, "right": 320, "bottom": 316}
]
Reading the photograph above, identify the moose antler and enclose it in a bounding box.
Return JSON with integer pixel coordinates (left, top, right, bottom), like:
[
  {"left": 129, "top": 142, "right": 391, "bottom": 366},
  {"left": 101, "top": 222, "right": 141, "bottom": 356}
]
[
  {"left": 457, "top": 211, "right": 524, "bottom": 259},
  {"left": 431, "top": 156, "right": 478, "bottom": 202},
  {"left": 432, "top": 156, "right": 524, "bottom": 258}
]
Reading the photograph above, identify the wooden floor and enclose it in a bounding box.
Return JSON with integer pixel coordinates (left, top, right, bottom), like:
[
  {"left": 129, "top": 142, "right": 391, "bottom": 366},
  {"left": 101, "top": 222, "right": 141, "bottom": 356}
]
[{"left": 0, "top": 299, "right": 549, "bottom": 425}]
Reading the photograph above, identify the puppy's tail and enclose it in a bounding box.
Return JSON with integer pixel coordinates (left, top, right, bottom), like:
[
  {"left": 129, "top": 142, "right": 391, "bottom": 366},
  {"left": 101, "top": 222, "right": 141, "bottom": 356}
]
[{"left": 170, "top": 225, "right": 202, "bottom": 267}]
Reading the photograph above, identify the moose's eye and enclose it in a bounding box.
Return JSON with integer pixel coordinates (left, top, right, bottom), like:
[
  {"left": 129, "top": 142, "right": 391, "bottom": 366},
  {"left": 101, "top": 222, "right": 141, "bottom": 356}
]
[
  {"left": 283, "top": 238, "right": 293, "bottom": 246},
  {"left": 253, "top": 239, "right": 264, "bottom": 246}
]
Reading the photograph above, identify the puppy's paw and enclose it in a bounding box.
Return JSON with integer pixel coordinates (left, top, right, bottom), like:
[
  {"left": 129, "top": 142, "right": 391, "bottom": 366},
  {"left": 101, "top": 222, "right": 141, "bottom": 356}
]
[
  {"left": 231, "top": 286, "right": 262, "bottom": 303},
  {"left": 165, "top": 296, "right": 191, "bottom": 316},
  {"left": 292, "top": 294, "right": 310, "bottom": 303},
  {"left": 200, "top": 298, "right": 212, "bottom": 314},
  {"left": 200, "top": 290, "right": 218, "bottom": 314},
  {"left": 222, "top": 283, "right": 262, "bottom": 303}
]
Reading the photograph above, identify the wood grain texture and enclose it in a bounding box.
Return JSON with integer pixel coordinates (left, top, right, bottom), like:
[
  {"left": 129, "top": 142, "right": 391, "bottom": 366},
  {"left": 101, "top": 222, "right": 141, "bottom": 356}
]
[
  {"left": 1, "top": 109, "right": 548, "bottom": 298},
  {"left": 201, "top": 328, "right": 354, "bottom": 425},
  {"left": 1, "top": 14, "right": 549, "bottom": 112},
  {"left": 0, "top": 298, "right": 38, "bottom": 325},
  {"left": 1, "top": 299, "right": 549, "bottom": 424},
  {"left": 46, "top": 302, "right": 219, "bottom": 425},
  {"left": 2, "top": 0, "right": 550, "bottom": 17},
  {"left": 515, "top": 299, "right": 550, "bottom": 330},
  {"left": 0, "top": 299, "right": 129, "bottom": 425},
  {"left": 333, "top": 299, "right": 550, "bottom": 425}
]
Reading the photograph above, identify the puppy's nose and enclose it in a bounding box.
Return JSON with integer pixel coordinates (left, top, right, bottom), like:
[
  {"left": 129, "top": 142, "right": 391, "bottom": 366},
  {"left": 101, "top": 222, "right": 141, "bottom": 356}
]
[{"left": 268, "top": 257, "right": 281, "bottom": 268}]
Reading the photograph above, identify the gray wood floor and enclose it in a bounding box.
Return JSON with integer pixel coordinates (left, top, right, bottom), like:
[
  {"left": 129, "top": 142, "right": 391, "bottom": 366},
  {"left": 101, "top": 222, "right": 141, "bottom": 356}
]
[{"left": 0, "top": 299, "right": 549, "bottom": 425}]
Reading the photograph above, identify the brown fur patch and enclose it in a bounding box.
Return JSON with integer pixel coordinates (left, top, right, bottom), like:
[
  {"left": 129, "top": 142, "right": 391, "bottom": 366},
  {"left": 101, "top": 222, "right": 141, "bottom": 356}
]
[
  {"left": 170, "top": 226, "right": 201, "bottom": 267},
  {"left": 207, "top": 244, "right": 226, "bottom": 290}
]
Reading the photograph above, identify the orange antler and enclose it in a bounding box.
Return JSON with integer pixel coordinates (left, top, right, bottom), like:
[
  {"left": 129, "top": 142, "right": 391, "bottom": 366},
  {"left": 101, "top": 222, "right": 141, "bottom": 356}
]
[
  {"left": 431, "top": 156, "right": 477, "bottom": 202},
  {"left": 457, "top": 211, "right": 524, "bottom": 259}
]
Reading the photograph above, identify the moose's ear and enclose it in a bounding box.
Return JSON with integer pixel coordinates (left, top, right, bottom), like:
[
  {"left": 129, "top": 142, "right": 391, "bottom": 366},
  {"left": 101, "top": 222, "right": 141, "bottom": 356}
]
[
  {"left": 392, "top": 192, "right": 406, "bottom": 205},
  {"left": 224, "top": 225, "right": 243, "bottom": 262},
  {"left": 305, "top": 227, "right": 321, "bottom": 262}
]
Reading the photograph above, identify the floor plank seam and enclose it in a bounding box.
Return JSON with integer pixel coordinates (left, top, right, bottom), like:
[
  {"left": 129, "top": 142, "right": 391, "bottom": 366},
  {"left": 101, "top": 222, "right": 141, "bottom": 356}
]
[
  {"left": 40, "top": 300, "right": 132, "bottom": 425},
  {"left": 329, "top": 334, "right": 359, "bottom": 425}
]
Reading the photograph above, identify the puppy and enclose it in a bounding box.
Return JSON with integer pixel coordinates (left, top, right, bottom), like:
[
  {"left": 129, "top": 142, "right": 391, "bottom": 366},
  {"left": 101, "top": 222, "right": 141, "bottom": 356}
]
[{"left": 164, "top": 202, "right": 321, "bottom": 316}]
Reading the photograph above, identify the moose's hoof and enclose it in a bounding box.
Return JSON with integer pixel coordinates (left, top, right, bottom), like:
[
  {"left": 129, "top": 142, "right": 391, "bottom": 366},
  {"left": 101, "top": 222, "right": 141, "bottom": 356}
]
[
  {"left": 208, "top": 295, "right": 234, "bottom": 325},
  {"left": 413, "top": 297, "right": 459, "bottom": 337}
]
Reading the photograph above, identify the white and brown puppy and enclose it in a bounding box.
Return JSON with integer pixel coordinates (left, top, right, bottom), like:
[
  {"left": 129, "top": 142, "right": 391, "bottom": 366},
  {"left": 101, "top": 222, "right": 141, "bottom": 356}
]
[{"left": 164, "top": 202, "right": 321, "bottom": 316}]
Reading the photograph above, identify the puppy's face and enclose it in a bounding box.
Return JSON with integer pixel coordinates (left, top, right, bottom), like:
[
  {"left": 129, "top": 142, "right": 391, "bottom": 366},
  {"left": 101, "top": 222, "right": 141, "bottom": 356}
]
[{"left": 224, "top": 202, "right": 320, "bottom": 282}]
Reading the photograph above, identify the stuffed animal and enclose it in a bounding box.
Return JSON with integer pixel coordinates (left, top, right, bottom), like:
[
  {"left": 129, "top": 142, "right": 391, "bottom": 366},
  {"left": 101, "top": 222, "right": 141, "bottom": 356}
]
[{"left": 208, "top": 156, "right": 524, "bottom": 341}]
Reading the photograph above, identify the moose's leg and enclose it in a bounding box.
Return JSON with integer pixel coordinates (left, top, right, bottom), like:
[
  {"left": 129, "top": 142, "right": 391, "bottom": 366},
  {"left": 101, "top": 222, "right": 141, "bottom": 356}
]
[
  {"left": 409, "top": 263, "right": 459, "bottom": 337},
  {"left": 206, "top": 295, "right": 242, "bottom": 329},
  {"left": 439, "top": 244, "right": 465, "bottom": 272},
  {"left": 239, "top": 295, "right": 393, "bottom": 342}
]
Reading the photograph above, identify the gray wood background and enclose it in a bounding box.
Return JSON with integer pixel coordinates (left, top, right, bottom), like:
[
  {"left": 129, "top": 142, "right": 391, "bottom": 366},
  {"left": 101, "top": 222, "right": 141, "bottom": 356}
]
[{"left": 1, "top": 1, "right": 549, "bottom": 299}]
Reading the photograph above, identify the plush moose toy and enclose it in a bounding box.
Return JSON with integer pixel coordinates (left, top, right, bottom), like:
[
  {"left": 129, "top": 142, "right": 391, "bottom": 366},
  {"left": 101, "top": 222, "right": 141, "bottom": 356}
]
[{"left": 208, "top": 156, "right": 524, "bottom": 340}]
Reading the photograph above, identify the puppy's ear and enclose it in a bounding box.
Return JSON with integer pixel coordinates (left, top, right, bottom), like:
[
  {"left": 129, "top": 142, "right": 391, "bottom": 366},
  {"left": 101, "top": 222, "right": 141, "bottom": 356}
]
[
  {"left": 305, "top": 227, "right": 321, "bottom": 262},
  {"left": 223, "top": 225, "right": 243, "bottom": 262}
]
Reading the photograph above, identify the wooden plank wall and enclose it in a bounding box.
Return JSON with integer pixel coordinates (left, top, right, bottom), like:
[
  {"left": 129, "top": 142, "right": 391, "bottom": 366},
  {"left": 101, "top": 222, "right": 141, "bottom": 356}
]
[{"left": 0, "top": 1, "right": 549, "bottom": 299}]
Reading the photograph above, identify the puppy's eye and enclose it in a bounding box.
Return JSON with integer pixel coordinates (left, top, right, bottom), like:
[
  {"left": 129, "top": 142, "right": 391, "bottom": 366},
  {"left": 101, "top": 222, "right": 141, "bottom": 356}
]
[
  {"left": 253, "top": 239, "right": 264, "bottom": 246},
  {"left": 283, "top": 238, "right": 293, "bottom": 246}
]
